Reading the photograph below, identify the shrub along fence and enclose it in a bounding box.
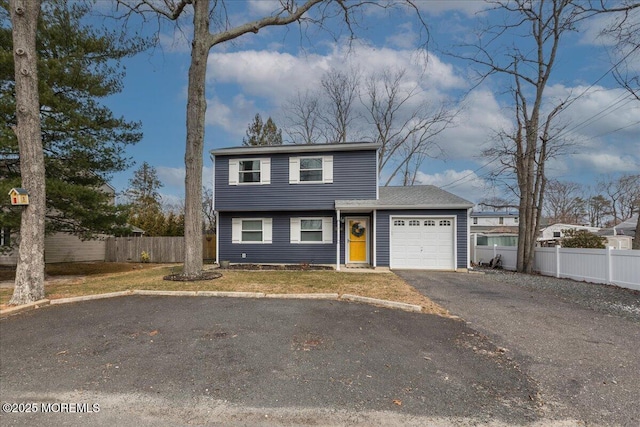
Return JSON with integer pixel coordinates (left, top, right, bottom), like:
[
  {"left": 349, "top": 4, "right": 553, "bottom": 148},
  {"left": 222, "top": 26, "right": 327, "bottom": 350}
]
[
  {"left": 106, "top": 236, "right": 216, "bottom": 263},
  {"left": 474, "top": 245, "right": 640, "bottom": 291}
]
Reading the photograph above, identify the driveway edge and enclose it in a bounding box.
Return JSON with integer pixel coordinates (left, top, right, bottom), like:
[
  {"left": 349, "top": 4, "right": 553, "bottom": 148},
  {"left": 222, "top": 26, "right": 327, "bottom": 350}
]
[{"left": 1, "top": 291, "right": 426, "bottom": 317}]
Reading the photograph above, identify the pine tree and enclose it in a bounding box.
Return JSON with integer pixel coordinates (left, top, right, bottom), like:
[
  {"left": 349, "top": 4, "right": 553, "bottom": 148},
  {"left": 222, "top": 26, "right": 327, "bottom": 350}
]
[
  {"left": 125, "top": 162, "right": 164, "bottom": 235},
  {"left": 0, "top": 0, "right": 145, "bottom": 241},
  {"left": 242, "top": 113, "right": 283, "bottom": 146}
]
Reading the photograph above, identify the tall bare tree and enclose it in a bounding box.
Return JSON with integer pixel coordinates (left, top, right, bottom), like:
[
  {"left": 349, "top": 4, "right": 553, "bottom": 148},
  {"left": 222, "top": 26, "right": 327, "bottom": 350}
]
[
  {"left": 320, "top": 67, "right": 361, "bottom": 143},
  {"left": 283, "top": 66, "right": 455, "bottom": 184},
  {"left": 458, "top": 0, "right": 597, "bottom": 273},
  {"left": 598, "top": 174, "right": 640, "bottom": 225},
  {"left": 116, "top": 0, "right": 426, "bottom": 277},
  {"left": 282, "top": 89, "right": 321, "bottom": 144},
  {"left": 362, "top": 67, "right": 454, "bottom": 185},
  {"left": 586, "top": 192, "right": 611, "bottom": 227},
  {"left": 596, "top": 1, "right": 640, "bottom": 100},
  {"left": 8, "top": 0, "right": 45, "bottom": 305},
  {"left": 543, "top": 180, "right": 586, "bottom": 224}
]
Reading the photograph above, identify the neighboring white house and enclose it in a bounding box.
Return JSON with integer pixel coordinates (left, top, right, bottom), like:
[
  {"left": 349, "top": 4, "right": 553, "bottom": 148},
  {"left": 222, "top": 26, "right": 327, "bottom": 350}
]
[
  {"left": 538, "top": 223, "right": 601, "bottom": 246},
  {"left": 470, "top": 211, "right": 520, "bottom": 245},
  {"left": 598, "top": 214, "right": 637, "bottom": 250},
  {"left": 470, "top": 211, "right": 519, "bottom": 228},
  {"left": 470, "top": 211, "right": 520, "bottom": 262}
]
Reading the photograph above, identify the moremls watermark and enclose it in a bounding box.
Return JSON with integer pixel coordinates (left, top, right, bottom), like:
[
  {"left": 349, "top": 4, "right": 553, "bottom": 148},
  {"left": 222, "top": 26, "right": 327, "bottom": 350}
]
[{"left": 2, "top": 402, "right": 100, "bottom": 413}]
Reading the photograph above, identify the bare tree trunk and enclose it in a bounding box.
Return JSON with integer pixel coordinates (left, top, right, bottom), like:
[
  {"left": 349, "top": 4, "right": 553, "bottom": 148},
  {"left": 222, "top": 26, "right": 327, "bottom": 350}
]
[
  {"left": 182, "top": 0, "right": 209, "bottom": 277},
  {"left": 9, "top": 0, "right": 46, "bottom": 304}
]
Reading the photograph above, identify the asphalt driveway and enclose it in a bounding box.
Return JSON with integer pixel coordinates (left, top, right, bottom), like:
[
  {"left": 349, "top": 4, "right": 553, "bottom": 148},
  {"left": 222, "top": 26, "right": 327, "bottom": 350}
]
[
  {"left": 397, "top": 270, "right": 640, "bottom": 427},
  {"left": 1, "top": 295, "right": 543, "bottom": 427}
]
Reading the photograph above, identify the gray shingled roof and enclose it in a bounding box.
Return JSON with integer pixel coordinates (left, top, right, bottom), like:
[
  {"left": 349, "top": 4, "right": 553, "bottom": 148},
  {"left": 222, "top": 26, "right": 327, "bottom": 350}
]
[
  {"left": 335, "top": 185, "right": 473, "bottom": 210},
  {"left": 597, "top": 214, "right": 638, "bottom": 238}
]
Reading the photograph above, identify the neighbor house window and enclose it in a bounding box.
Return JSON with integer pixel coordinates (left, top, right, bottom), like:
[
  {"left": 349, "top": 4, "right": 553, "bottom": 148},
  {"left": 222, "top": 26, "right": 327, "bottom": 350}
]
[
  {"left": 289, "top": 156, "right": 333, "bottom": 184},
  {"left": 290, "top": 217, "right": 333, "bottom": 243},
  {"left": 515, "top": 217, "right": 519, "bottom": 224},
  {"left": 231, "top": 218, "right": 272, "bottom": 243},
  {"left": 499, "top": 217, "right": 504, "bottom": 225},
  {"left": 228, "top": 158, "right": 270, "bottom": 185},
  {"left": 473, "top": 217, "right": 478, "bottom": 225},
  {"left": 0, "top": 227, "right": 10, "bottom": 247}
]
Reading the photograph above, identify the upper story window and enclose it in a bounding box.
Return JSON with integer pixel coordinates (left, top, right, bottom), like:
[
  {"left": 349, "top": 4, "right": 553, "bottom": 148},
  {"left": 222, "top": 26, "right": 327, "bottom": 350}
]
[
  {"left": 239, "top": 160, "right": 261, "bottom": 183},
  {"left": 231, "top": 218, "right": 272, "bottom": 244},
  {"left": 473, "top": 217, "right": 478, "bottom": 225},
  {"left": 515, "top": 217, "right": 519, "bottom": 224},
  {"left": 499, "top": 217, "right": 504, "bottom": 225},
  {"left": 300, "top": 158, "right": 323, "bottom": 182},
  {"left": 289, "top": 156, "right": 333, "bottom": 184},
  {"left": 228, "top": 158, "right": 271, "bottom": 185}
]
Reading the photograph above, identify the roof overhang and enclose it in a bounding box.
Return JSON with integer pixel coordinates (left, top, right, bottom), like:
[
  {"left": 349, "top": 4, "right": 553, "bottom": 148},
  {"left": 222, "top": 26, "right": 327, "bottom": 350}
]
[
  {"left": 335, "top": 200, "right": 474, "bottom": 211},
  {"left": 211, "top": 142, "right": 381, "bottom": 157}
]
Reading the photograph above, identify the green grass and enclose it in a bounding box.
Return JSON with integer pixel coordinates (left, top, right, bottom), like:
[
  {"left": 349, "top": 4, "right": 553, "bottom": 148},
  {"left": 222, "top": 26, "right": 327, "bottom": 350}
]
[{"left": 0, "top": 263, "right": 448, "bottom": 316}]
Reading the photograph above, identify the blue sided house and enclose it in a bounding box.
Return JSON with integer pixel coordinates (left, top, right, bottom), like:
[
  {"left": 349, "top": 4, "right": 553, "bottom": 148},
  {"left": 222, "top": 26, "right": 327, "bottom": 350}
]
[{"left": 211, "top": 142, "right": 473, "bottom": 270}]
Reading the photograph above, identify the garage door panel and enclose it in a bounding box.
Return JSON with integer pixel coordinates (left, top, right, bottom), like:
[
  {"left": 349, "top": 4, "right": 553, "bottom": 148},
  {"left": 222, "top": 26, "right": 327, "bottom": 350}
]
[{"left": 390, "top": 217, "right": 455, "bottom": 270}]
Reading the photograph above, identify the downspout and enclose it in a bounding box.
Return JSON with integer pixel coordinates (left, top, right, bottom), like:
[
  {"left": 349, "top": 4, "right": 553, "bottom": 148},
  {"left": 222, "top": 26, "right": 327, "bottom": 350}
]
[
  {"left": 210, "top": 152, "right": 218, "bottom": 265},
  {"left": 336, "top": 208, "right": 341, "bottom": 271},
  {"left": 372, "top": 209, "right": 377, "bottom": 267},
  {"left": 467, "top": 207, "right": 472, "bottom": 270}
]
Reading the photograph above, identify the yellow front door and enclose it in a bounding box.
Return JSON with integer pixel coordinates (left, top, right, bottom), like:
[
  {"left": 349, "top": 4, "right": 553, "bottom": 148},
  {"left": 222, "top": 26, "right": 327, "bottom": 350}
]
[{"left": 348, "top": 219, "right": 368, "bottom": 263}]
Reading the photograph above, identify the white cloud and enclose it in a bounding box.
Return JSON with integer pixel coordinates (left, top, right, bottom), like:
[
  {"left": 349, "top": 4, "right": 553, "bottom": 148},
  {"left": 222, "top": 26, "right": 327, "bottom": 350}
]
[
  {"left": 416, "top": 1, "right": 486, "bottom": 17},
  {"left": 414, "top": 169, "right": 490, "bottom": 203},
  {"left": 572, "top": 152, "right": 639, "bottom": 174},
  {"left": 157, "top": 166, "right": 185, "bottom": 188},
  {"left": 386, "top": 22, "right": 419, "bottom": 49},
  {"left": 206, "top": 94, "right": 260, "bottom": 137},
  {"left": 158, "top": 29, "right": 192, "bottom": 54},
  {"left": 436, "top": 89, "right": 511, "bottom": 160},
  {"left": 247, "top": 0, "right": 281, "bottom": 16}
]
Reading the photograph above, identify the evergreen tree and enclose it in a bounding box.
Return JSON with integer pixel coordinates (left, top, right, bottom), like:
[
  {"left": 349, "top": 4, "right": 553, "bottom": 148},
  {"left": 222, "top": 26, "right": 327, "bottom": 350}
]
[
  {"left": 242, "top": 113, "right": 283, "bottom": 146},
  {"left": 0, "top": 0, "right": 145, "bottom": 240},
  {"left": 561, "top": 229, "right": 607, "bottom": 249},
  {"left": 125, "top": 162, "right": 164, "bottom": 235}
]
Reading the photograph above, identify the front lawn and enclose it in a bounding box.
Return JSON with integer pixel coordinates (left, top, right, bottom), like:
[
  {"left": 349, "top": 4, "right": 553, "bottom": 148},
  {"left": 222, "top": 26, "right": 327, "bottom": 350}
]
[{"left": 0, "top": 263, "right": 447, "bottom": 316}]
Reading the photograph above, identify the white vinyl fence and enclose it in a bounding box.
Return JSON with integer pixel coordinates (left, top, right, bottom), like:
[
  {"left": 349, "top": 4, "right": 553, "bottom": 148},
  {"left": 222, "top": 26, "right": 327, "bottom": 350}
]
[{"left": 473, "top": 245, "right": 640, "bottom": 291}]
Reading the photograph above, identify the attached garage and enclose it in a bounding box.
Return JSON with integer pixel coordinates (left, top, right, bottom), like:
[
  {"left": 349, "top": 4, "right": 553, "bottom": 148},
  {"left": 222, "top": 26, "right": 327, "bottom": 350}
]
[
  {"left": 336, "top": 186, "right": 473, "bottom": 271},
  {"left": 390, "top": 216, "right": 456, "bottom": 270}
]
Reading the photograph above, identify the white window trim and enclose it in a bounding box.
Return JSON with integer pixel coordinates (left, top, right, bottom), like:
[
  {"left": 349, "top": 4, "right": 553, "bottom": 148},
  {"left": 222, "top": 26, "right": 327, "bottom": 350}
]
[
  {"left": 289, "top": 155, "right": 333, "bottom": 184},
  {"left": 228, "top": 158, "right": 271, "bottom": 185},
  {"left": 290, "top": 217, "right": 333, "bottom": 244},
  {"left": 232, "top": 218, "right": 272, "bottom": 244}
]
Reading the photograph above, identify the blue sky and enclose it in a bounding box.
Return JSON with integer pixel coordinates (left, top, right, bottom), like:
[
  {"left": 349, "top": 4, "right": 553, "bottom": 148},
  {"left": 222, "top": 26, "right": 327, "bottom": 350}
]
[{"left": 100, "top": 1, "right": 640, "bottom": 207}]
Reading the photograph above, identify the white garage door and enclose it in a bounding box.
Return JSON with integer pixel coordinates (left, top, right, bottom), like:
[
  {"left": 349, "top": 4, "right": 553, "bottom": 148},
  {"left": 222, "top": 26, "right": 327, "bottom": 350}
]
[{"left": 390, "top": 217, "right": 455, "bottom": 270}]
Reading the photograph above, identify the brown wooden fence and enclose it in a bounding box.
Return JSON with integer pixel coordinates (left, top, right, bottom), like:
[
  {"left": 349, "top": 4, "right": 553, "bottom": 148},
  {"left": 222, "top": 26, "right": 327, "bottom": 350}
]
[{"left": 106, "top": 236, "right": 216, "bottom": 263}]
